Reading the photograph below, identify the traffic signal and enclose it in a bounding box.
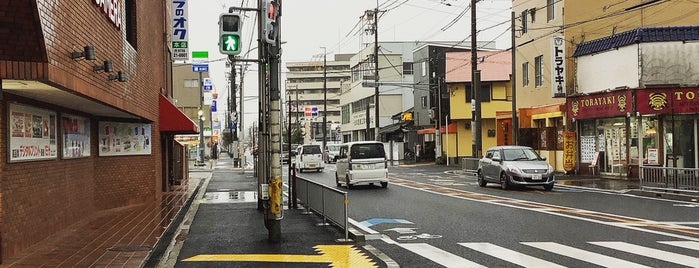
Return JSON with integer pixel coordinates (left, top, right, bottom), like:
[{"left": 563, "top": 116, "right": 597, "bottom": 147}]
[
  {"left": 219, "top": 13, "right": 242, "bottom": 55},
  {"left": 262, "top": 0, "right": 279, "bottom": 45}
]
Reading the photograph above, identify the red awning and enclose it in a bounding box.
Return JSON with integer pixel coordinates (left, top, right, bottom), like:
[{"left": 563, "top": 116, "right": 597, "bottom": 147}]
[
  {"left": 159, "top": 94, "right": 199, "bottom": 134},
  {"left": 417, "top": 128, "right": 435, "bottom": 135},
  {"left": 440, "top": 123, "right": 458, "bottom": 133}
]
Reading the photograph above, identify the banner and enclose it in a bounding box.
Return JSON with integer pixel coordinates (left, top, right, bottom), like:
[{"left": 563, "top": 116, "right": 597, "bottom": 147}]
[{"left": 563, "top": 131, "right": 576, "bottom": 172}]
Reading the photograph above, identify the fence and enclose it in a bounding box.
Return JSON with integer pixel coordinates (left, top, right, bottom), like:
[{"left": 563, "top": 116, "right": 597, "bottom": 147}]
[
  {"left": 640, "top": 166, "right": 699, "bottom": 194},
  {"left": 294, "top": 174, "right": 351, "bottom": 242},
  {"left": 461, "top": 157, "right": 480, "bottom": 173}
]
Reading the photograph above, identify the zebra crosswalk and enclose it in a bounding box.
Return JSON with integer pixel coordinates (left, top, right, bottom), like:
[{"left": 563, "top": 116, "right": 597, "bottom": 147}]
[{"left": 389, "top": 240, "right": 699, "bottom": 267}]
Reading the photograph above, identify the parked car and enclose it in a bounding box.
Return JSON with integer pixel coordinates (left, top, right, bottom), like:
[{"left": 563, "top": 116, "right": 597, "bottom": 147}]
[
  {"left": 295, "top": 144, "right": 324, "bottom": 172},
  {"left": 335, "top": 141, "right": 388, "bottom": 189},
  {"left": 477, "top": 146, "right": 555, "bottom": 191},
  {"left": 324, "top": 144, "right": 341, "bottom": 163}
]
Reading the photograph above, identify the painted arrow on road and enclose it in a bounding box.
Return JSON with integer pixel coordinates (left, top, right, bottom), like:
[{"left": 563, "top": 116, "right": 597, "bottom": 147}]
[{"left": 359, "top": 218, "right": 414, "bottom": 227}]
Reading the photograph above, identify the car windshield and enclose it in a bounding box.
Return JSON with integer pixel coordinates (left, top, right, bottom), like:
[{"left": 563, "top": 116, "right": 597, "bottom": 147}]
[
  {"left": 350, "top": 144, "right": 385, "bottom": 159},
  {"left": 502, "top": 148, "right": 541, "bottom": 161},
  {"left": 302, "top": 146, "right": 321, "bottom": 154}
]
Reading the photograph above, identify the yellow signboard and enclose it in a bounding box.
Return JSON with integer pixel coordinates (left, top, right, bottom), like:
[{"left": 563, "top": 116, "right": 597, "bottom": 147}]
[{"left": 563, "top": 131, "right": 576, "bottom": 172}]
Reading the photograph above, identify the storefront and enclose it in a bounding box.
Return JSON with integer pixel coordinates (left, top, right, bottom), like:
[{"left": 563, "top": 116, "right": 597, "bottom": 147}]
[{"left": 568, "top": 87, "right": 699, "bottom": 177}]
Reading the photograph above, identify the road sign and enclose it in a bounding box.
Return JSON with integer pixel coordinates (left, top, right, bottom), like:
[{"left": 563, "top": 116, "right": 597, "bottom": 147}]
[
  {"left": 203, "top": 77, "right": 213, "bottom": 90},
  {"left": 192, "top": 64, "right": 209, "bottom": 72}
]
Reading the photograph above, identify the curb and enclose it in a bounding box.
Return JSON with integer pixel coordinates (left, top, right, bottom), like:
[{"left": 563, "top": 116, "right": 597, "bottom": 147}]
[{"left": 626, "top": 189, "right": 699, "bottom": 203}]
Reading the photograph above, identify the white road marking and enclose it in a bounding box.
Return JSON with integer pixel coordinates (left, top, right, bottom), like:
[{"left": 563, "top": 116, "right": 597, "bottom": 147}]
[
  {"left": 523, "top": 242, "right": 651, "bottom": 268},
  {"left": 459, "top": 243, "right": 565, "bottom": 268},
  {"left": 590, "top": 241, "right": 699, "bottom": 267},
  {"left": 399, "top": 243, "right": 485, "bottom": 268},
  {"left": 659, "top": 240, "right": 699, "bottom": 251}
]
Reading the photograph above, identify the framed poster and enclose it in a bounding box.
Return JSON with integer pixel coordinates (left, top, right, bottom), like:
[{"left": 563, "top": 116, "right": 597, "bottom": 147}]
[
  {"left": 647, "top": 148, "right": 659, "bottom": 165},
  {"left": 62, "top": 114, "right": 91, "bottom": 158},
  {"left": 98, "top": 121, "right": 152, "bottom": 156},
  {"left": 9, "top": 103, "right": 58, "bottom": 162}
]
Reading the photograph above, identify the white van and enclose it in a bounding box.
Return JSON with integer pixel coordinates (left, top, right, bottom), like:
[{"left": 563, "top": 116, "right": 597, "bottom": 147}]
[
  {"left": 335, "top": 141, "right": 388, "bottom": 188},
  {"left": 295, "top": 144, "right": 324, "bottom": 173}
]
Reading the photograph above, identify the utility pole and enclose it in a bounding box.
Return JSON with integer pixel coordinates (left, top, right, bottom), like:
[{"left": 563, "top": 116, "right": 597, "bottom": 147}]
[
  {"left": 373, "top": 2, "right": 380, "bottom": 141},
  {"left": 322, "top": 47, "right": 327, "bottom": 150},
  {"left": 197, "top": 71, "right": 206, "bottom": 166},
  {"left": 229, "top": 56, "right": 239, "bottom": 166},
  {"left": 471, "top": 0, "right": 482, "bottom": 157},
  {"left": 511, "top": 11, "right": 518, "bottom": 145}
]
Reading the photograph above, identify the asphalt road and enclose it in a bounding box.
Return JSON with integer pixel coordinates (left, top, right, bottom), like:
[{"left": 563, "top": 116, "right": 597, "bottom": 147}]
[{"left": 290, "top": 163, "right": 699, "bottom": 267}]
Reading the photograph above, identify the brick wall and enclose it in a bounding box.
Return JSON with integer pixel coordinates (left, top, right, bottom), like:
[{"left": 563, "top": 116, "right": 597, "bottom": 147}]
[{"left": 0, "top": 0, "right": 167, "bottom": 260}]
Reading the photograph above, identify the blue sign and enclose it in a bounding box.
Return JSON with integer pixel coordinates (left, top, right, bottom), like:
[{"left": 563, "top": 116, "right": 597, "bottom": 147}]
[
  {"left": 192, "top": 64, "right": 209, "bottom": 72},
  {"left": 204, "top": 85, "right": 213, "bottom": 90},
  {"left": 231, "top": 123, "right": 237, "bottom": 131},
  {"left": 211, "top": 100, "right": 217, "bottom": 112}
]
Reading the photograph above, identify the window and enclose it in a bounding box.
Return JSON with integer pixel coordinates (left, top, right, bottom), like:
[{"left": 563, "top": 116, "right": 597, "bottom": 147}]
[
  {"left": 465, "top": 84, "right": 492, "bottom": 102},
  {"left": 421, "top": 61, "right": 427, "bottom": 77},
  {"left": 547, "top": 0, "right": 555, "bottom": 21},
  {"left": 125, "top": 0, "right": 137, "bottom": 49},
  {"left": 530, "top": 8, "right": 536, "bottom": 23},
  {"left": 184, "top": 79, "right": 198, "bottom": 88},
  {"left": 522, "top": 62, "right": 529, "bottom": 86},
  {"left": 341, "top": 105, "right": 350, "bottom": 124},
  {"left": 521, "top": 10, "right": 528, "bottom": 34},
  {"left": 535, "top": 55, "right": 544, "bottom": 87},
  {"left": 403, "top": 62, "right": 413, "bottom": 75},
  {"left": 421, "top": 96, "right": 428, "bottom": 108}
]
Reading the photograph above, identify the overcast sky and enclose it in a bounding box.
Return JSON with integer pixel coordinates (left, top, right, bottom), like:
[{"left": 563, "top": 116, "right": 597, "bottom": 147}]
[{"left": 186, "top": 0, "right": 512, "bottom": 131}]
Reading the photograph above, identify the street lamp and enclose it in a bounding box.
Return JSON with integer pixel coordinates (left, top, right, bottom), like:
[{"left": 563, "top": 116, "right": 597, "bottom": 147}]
[{"left": 321, "top": 47, "right": 327, "bottom": 151}]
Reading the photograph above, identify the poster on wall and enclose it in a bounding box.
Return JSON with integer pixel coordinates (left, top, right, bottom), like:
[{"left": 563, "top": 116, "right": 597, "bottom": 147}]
[
  {"left": 98, "top": 121, "right": 152, "bottom": 156},
  {"left": 62, "top": 114, "right": 91, "bottom": 158},
  {"left": 9, "top": 103, "right": 58, "bottom": 162}
]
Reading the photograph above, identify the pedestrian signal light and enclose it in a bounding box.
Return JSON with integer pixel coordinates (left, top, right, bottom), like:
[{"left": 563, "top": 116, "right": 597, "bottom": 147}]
[
  {"left": 262, "top": 0, "right": 279, "bottom": 45},
  {"left": 219, "top": 14, "right": 242, "bottom": 55}
]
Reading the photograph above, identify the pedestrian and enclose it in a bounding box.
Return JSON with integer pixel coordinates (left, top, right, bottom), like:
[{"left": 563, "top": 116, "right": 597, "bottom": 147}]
[{"left": 212, "top": 142, "right": 218, "bottom": 160}]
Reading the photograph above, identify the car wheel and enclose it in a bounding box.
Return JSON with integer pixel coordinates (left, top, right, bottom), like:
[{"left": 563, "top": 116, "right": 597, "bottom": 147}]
[
  {"left": 543, "top": 183, "right": 554, "bottom": 191},
  {"left": 477, "top": 170, "right": 487, "bottom": 187},
  {"left": 335, "top": 173, "right": 341, "bottom": 187},
  {"left": 380, "top": 182, "right": 388, "bottom": 188},
  {"left": 500, "top": 173, "right": 510, "bottom": 190}
]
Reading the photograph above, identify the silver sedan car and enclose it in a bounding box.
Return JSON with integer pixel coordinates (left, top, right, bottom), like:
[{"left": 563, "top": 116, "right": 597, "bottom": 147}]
[{"left": 477, "top": 146, "right": 555, "bottom": 191}]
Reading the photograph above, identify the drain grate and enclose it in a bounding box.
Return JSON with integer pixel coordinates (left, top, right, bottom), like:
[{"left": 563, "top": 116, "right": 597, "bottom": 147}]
[{"left": 108, "top": 245, "right": 152, "bottom": 252}]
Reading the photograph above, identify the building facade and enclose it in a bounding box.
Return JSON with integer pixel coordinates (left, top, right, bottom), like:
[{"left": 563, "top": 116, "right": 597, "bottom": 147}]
[
  {"left": 564, "top": 1, "right": 699, "bottom": 177},
  {"left": 0, "top": 1, "right": 195, "bottom": 260},
  {"left": 513, "top": 0, "right": 567, "bottom": 171},
  {"left": 286, "top": 54, "right": 351, "bottom": 144}
]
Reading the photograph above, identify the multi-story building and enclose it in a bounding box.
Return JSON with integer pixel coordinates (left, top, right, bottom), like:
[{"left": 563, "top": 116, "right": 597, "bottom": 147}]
[
  {"left": 564, "top": 1, "right": 699, "bottom": 177},
  {"left": 513, "top": 0, "right": 567, "bottom": 171},
  {"left": 172, "top": 65, "right": 214, "bottom": 158},
  {"left": 286, "top": 54, "right": 352, "bottom": 144},
  {"left": 445, "top": 50, "right": 513, "bottom": 161},
  {"left": 0, "top": 1, "right": 196, "bottom": 260},
  {"left": 341, "top": 42, "right": 417, "bottom": 143}
]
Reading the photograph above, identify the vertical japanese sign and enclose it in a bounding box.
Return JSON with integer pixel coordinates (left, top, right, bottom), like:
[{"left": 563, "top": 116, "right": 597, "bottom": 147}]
[
  {"left": 9, "top": 104, "right": 57, "bottom": 162},
  {"left": 551, "top": 36, "right": 566, "bottom": 98},
  {"left": 171, "top": 0, "right": 189, "bottom": 61},
  {"left": 563, "top": 131, "right": 576, "bottom": 172}
]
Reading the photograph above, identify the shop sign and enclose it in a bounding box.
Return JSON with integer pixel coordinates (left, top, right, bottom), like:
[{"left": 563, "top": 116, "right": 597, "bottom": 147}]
[
  {"left": 637, "top": 88, "right": 699, "bottom": 114},
  {"left": 563, "top": 131, "right": 576, "bottom": 172},
  {"left": 551, "top": 36, "right": 566, "bottom": 98},
  {"left": 93, "top": 0, "right": 122, "bottom": 30},
  {"left": 171, "top": 0, "right": 189, "bottom": 61},
  {"left": 567, "top": 90, "right": 632, "bottom": 120}
]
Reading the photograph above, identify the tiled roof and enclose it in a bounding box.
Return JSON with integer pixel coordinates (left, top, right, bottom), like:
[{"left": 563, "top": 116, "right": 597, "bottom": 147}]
[{"left": 573, "top": 26, "right": 699, "bottom": 57}]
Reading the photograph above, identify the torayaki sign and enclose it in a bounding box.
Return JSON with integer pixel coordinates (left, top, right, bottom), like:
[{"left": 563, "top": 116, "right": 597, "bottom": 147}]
[
  {"left": 567, "top": 90, "right": 632, "bottom": 120},
  {"left": 636, "top": 88, "right": 699, "bottom": 114}
]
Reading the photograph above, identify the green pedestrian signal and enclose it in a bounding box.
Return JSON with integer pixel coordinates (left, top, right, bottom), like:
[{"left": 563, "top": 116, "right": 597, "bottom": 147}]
[
  {"left": 219, "top": 14, "right": 242, "bottom": 55},
  {"left": 221, "top": 34, "right": 240, "bottom": 53}
]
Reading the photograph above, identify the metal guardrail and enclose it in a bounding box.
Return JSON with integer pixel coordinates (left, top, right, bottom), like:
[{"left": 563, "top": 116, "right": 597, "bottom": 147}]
[
  {"left": 462, "top": 157, "right": 480, "bottom": 173},
  {"left": 294, "top": 174, "right": 351, "bottom": 242},
  {"left": 640, "top": 166, "right": 699, "bottom": 194}
]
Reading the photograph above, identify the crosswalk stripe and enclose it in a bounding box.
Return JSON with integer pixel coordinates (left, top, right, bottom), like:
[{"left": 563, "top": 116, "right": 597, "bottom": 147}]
[
  {"left": 658, "top": 241, "right": 699, "bottom": 251},
  {"left": 590, "top": 241, "right": 699, "bottom": 267},
  {"left": 522, "top": 242, "right": 651, "bottom": 268},
  {"left": 459, "top": 243, "right": 565, "bottom": 268},
  {"left": 399, "top": 243, "right": 485, "bottom": 268}
]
